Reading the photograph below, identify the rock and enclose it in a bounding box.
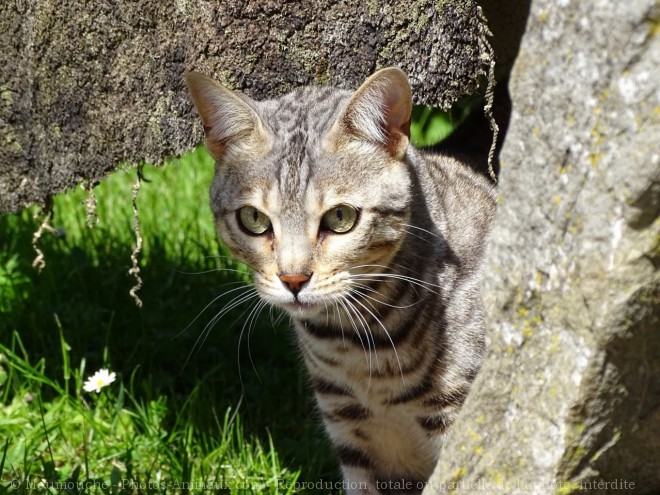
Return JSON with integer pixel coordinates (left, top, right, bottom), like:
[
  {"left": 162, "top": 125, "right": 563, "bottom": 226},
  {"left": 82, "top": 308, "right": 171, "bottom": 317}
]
[
  {"left": 0, "top": 0, "right": 493, "bottom": 213},
  {"left": 425, "top": 0, "right": 660, "bottom": 493}
]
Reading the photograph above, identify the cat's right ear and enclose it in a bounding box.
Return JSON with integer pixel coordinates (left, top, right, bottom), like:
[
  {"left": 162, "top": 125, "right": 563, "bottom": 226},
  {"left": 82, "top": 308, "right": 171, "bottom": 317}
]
[
  {"left": 185, "top": 72, "right": 270, "bottom": 160},
  {"left": 328, "top": 67, "right": 412, "bottom": 159}
]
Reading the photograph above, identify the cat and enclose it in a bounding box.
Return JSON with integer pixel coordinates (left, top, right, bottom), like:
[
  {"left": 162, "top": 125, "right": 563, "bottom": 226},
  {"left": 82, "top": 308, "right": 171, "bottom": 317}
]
[{"left": 185, "top": 67, "right": 496, "bottom": 494}]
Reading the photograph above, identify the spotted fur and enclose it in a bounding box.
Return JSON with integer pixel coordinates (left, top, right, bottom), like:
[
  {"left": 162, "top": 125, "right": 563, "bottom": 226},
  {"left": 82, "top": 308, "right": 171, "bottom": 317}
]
[{"left": 186, "top": 68, "right": 496, "bottom": 494}]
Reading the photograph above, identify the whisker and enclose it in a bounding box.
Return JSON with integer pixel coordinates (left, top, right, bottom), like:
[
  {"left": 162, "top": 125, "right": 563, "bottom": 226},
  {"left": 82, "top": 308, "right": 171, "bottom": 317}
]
[
  {"left": 351, "top": 262, "right": 425, "bottom": 282},
  {"left": 243, "top": 299, "right": 269, "bottom": 381},
  {"left": 349, "top": 287, "right": 382, "bottom": 316},
  {"left": 350, "top": 262, "right": 434, "bottom": 281},
  {"left": 350, "top": 273, "right": 442, "bottom": 294},
  {"left": 401, "top": 229, "right": 439, "bottom": 247},
  {"left": 235, "top": 296, "right": 262, "bottom": 398},
  {"left": 175, "top": 283, "right": 254, "bottom": 341},
  {"left": 346, "top": 296, "right": 376, "bottom": 349},
  {"left": 203, "top": 254, "right": 259, "bottom": 269},
  {"left": 323, "top": 299, "right": 330, "bottom": 328},
  {"left": 346, "top": 281, "right": 380, "bottom": 295},
  {"left": 171, "top": 267, "right": 252, "bottom": 277},
  {"left": 342, "top": 296, "right": 378, "bottom": 384},
  {"left": 268, "top": 304, "right": 276, "bottom": 327},
  {"left": 334, "top": 300, "right": 346, "bottom": 349},
  {"left": 346, "top": 293, "right": 405, "bottom": 384},
  {"left": 184, "top": 294, "right": 257, "bottom": 367},
  {"left": 401, "top": 224, "right": 445, "bottom": 249},
  {"left": 273, "top": 310, "right": 287, "bottom": 327},
  {"left": 351, "top": 262, "right": 437, "bottom": 280},
  {"left": 403, "top": 223, "right": 443, "bottom": 240},
  {"left": 348, "top": 280, "right": 420, "bottom": 307},
  {"left": 348, "top": 274, "right": 440, "bottom": 295},
  {"left": 184, "top": 288, "right": 259, "bottom": 369},
  {"left": 347, "top": 282, "right": 422, "bottom": 310},
  {"left": 337, "top": 297, "right": 370, "bottom": 372}
]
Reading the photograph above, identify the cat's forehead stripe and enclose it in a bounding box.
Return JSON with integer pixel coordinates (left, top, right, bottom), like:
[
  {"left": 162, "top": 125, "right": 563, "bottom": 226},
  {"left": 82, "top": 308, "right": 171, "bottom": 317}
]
[
  {"left": 260, "top": 87, "right": 348, "bottom": 205},
  {"left": 277, "top": 129, "right": 307, "bottom": 200}
]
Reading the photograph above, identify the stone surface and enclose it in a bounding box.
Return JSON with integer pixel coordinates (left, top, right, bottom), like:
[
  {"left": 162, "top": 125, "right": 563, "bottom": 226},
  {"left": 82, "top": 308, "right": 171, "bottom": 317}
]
[
  {"left": 425, "top": 0, "right": 660, "bottom": 494},
  {"left": 0, "top": 0, "right": 493, "bottom": 213}
]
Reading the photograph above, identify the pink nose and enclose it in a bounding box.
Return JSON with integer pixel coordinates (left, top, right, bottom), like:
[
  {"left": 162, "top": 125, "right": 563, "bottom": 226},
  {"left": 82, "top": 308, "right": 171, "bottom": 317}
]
[{"left": 279, "top": 273, "right": 311, "bottom": 294}]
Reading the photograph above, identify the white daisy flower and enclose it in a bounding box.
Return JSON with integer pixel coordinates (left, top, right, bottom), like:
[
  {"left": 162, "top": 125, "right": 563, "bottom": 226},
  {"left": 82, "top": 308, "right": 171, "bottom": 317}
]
[{"left": 83, "top": 368, "right": 117, "bottom": 393}]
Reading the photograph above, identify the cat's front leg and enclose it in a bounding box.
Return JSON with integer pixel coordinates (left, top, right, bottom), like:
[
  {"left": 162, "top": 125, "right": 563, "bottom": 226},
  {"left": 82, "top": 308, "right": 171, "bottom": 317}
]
[
  {"left": 341, "top": 466, "right": 377, "bottom": 495},
  {"left": 342, "top": 466, "right": 429, "bottom": 495}
]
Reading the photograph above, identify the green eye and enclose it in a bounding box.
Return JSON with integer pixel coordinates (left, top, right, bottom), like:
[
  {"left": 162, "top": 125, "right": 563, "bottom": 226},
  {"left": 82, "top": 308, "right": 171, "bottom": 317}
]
[
  {"left": 238, "top": 206, "right": 271, "bottom": 235},
  {"left": 322, "top": 205, "right": 358, "bottom": 233}
]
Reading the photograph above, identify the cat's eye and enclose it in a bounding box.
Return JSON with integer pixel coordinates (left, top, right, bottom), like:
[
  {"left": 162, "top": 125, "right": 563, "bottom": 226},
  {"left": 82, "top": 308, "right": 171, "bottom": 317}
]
[
  {"left": 238, "top": 206, "right": 271, "bottom": 235},
  {"left": 321, "top": 205, "right": 358, "bottom": 234}
]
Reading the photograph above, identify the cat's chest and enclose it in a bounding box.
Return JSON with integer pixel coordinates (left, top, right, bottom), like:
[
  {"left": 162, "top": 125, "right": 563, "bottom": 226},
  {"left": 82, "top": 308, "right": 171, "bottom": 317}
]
[
  {"left": 293, "top": 320, "right": 435, "bottom": 402},
  {"left": 292, "top": 312, "right": 451, "bottom": 479},
  {"left": 307, "top": 344, "right": 443, "bottom": 479}
]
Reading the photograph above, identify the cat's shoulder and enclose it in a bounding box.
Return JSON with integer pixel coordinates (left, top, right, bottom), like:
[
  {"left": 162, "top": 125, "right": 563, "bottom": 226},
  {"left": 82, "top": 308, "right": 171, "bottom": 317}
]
[
  {"left": 406, "top": 148, "right": 497, "bottom": 261},
  {"left": 410, "top": 148, "right": 497, "bottom": 209}
]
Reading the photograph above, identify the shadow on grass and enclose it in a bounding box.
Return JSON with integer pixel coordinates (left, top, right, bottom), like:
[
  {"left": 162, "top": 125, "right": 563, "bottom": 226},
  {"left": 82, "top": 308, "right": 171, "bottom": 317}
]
[{"left": 0, "top": 189, "right": 337, "bottom": 488}]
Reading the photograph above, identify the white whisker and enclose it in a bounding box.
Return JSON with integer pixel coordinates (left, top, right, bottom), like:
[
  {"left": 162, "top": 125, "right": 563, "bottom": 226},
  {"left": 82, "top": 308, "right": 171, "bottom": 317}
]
[
  {"left": 346, "top": 293, "right": 405, "bottom": 384},
  {"left": 403, "top": 223, "right": 443, "bottom": 240},
  {"left": 184, "top": 287, "right": 259, "bottom": 369},
  {"left": 343, "top": 297, "right": 379, "bottom": 385},
  {"left": 337, "top": 297, "right": 371, "bottom": 375},
  {"left": 176, "top": 283, "right": 254, "bottom": 341},
  {"left": 347, "top": 282, "right": 422, "bottom": 310},
  {"left": 235, "top": 296, "right": 264, "bottom": 395},
  {"left": 243, "top": 299, "right": 269, "bottom": 380},
  {"left": 332, "top": 300, "right": 346, "bottom": 349},
  {"left": 350, "top": 272, "right": 442, "bottom": 294},
  {"left": 172, "top": 267, "right": 252, "bottom": 277},
  {"left": 401, "top": 229, "right": 438, "bottom": 247}
]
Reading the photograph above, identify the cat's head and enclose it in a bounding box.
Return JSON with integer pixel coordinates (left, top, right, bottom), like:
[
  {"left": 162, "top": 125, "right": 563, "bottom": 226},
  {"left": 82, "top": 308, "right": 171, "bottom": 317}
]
[{"left": 186, "top": 68, "right": 413, "bottom": 321}]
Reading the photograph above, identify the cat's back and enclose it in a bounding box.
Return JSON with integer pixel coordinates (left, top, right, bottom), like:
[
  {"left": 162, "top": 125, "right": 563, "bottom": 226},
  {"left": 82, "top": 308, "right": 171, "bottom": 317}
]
[{"left": 409, "top": 149, "right": 497, "bottom": 270}]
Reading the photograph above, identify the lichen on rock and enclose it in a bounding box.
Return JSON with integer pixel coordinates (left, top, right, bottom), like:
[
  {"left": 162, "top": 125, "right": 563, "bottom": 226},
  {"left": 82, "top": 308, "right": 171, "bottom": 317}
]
[{"left": 0, "top": 0, "right": 493, "bottom": 214}]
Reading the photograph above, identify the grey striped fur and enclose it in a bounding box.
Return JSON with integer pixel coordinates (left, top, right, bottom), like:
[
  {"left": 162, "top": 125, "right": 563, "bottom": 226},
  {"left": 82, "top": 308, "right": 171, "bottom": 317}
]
[{"left": 186, "top": 68, "right": 496, "bottom": 494}]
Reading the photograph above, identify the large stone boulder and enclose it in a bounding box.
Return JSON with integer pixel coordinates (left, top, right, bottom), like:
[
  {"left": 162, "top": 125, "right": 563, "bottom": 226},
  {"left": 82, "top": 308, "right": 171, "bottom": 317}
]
[
  {"left": 0, "top": 0, "right": 493, "bottom": 213},
  {"left": 426, "top": 0, "right": 660, "bottom": 493}
]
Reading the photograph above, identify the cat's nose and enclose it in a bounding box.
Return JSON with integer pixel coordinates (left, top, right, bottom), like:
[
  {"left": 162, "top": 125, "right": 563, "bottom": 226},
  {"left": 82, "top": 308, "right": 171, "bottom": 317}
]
[{"left": 279, "top": 273, "right": 311, "bottom": 295}]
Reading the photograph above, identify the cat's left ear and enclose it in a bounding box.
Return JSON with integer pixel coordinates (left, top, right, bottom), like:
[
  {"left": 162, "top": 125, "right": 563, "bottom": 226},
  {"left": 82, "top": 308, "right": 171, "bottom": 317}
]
[
  {"left": 329, "top": 67, "right": 412, "bottom": 159},
  {"left": 185, "top": 72, "right": 270, "bottom": 161}
]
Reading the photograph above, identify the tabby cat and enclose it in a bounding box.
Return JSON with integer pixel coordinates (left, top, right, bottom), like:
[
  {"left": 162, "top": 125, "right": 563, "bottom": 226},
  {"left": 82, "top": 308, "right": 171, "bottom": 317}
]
[{"left": 186, "top": 68, "right": 496, "bottom": 494}]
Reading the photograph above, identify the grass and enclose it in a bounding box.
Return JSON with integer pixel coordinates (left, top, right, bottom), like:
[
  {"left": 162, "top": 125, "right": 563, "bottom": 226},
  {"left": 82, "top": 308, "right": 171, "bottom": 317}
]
[
  {"left": 0, "top": 148, "right": 333, "bottom": 494},
  {"left": 0, "top": 105, "right": 468, "bottom": 494}
]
